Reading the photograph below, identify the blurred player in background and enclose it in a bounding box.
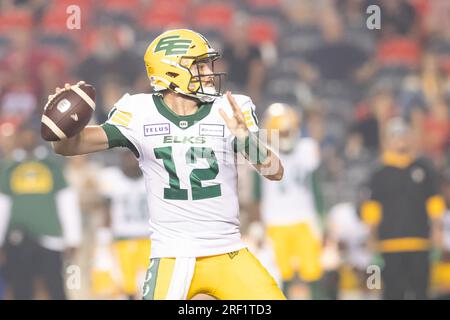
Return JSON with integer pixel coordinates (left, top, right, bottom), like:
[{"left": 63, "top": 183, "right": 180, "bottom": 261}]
[
  {"left": 361, "top": 118, "right": 446, "bottom": 299},
  {"left": 47, "top": 29, "right": 285, "bottom": 300},
  {"left": 430, "top": 172, "right": 450, "bottom": 299},
  {"left": 254, "top": 103, "right": 324, "bottom": 299},
  {"left": 96, "top": 150, "right": 150, "bottom": 300},
  {"left": 324, "top": 202, "right": 372, "bottom": 299},
  {"left": 0, "top": 122, "right": 82, "bottom": 299}
]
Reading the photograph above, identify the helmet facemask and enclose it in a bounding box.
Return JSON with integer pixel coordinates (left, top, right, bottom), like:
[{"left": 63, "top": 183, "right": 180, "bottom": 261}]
[{"left": 182, "top": 52, "right": 226, "bottom": 102}]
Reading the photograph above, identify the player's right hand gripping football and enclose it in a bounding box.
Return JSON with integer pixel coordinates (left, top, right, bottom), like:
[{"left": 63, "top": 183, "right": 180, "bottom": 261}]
[
  {"left": 46, "top": 81, "right": 110, "bottom": 156},
  {"left": 46, "top": 81, "right": 85, "bottom": 107},
  {"left": 42, "top": 80, "right": 97, "bottom": 142}
]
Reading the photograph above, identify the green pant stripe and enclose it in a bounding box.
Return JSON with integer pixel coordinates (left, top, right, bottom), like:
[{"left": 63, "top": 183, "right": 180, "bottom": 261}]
[{"left": 143, "top": 258, "right": 160, "bottom": 300}]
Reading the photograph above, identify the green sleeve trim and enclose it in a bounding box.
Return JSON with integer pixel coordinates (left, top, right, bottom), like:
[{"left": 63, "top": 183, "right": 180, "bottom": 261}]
[
  {"left": 312, "top": 169, "right": 324, "bottom": 217},
  {"left": 48, "top": 160, "right": 68, "bottom": 191},
  {"left": 252, "top": 170, "right": 262, "bottom": 201},
  {"left": 0, "top": 163, "right": 13, "bottom": 195},
  {"left": 101, "top": 123, "right": 140, "bottom": 158}
]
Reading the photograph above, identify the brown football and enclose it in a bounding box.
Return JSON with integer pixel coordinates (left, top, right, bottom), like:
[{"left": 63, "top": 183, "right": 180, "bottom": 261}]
[{"left": 41, "top": 84, "right": 96, "bottom": 141}]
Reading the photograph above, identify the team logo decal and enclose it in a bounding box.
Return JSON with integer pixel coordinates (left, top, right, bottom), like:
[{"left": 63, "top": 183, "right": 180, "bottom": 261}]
[
  {"left": 411, "top": 167, "right": 425, "bottom": 183},
  {"left": 144, "top": 123, "right": 170, "bottom": 136},
  {"left": 154, "top": 35, "right": 193, "bottom": 56},
  {"left": 57, "top": 99, "right": 71, "bottom": 113},
  {"left": 227, "top": 251, "right": 239, "bottom": 259},
  {"left": 179, "top": 120, "right": 188, "bottom": 128}
]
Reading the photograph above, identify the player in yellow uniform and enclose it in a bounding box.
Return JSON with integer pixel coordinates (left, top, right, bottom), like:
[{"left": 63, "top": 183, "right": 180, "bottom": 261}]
[
  {"left": 96, "top": 150, "right": 151, "bottom": 299},
  {"left": 255, "top": 103, "right": 324, "bottom": 299},
  {"left": 47, "top": 29, "right": 285, "bottom": 300}
]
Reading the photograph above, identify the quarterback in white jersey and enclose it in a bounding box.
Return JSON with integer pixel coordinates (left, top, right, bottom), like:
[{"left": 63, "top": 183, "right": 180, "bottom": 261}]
[
  {"left": 103, "top": 91, "right": 259, "bottom": 258},
  {"left": 47, "top": 29, "right": 285, "bottom": 300},
  {"left": 256, "top": 103, "right": 324, "bottom": 299}
]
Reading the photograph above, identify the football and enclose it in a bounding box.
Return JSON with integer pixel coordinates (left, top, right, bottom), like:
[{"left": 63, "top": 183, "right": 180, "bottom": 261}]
[{"left": 41, "top": 83, "right": 96, "bottom": 141}]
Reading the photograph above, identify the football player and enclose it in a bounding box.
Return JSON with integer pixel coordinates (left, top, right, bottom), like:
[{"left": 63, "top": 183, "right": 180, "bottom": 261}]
[
  {"left": 47, "top": 29, "right": 285, "bottom": 300},
  {"left": 255, "top": 103, "right": 324, "bottom": 299},
  {"left": 97, "top": 150, "right": 150, "bottom": 299}
]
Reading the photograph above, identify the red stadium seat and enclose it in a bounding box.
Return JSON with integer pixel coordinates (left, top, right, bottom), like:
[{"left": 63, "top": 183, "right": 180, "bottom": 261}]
[
  {"left": 441, "top": 57, "right": 450, "bottom": 76},
  {"left": 193, "top": 3, "right": 234, "bottom": 32},
  {"left": 376, "top": 37, "right": 421, "bottom": 67},
  {"left": 48, "top": 0, "right": 94, "bottom": 12},
  {"left": 140, "top": 6, "right": 186, "bottom": 31},
  {"left": 0, "top": 10, "right": 33, "bottom": 32},
  {"left": 102, "top": 0, "right": 140, "bottom": 13},
  {"left": 42, "top": 0, "right": 93, "bottom": 34},
  {"left": 151, "top": 0, "right": 191, "bottom": 10},
  {"left": 248, "top": 19, "right": 278, "bottom": 45}
]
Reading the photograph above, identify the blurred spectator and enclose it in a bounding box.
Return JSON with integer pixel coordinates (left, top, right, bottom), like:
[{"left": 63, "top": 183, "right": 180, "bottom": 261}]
[
  {"left": 220, "top": 15, "right": 265, "bottom": 106},
  {"left": 300, "top": 10, "right": 371, "bottom": 86},
  {"left": 335, "top": 128, "right": 376, "bottom": 205},
  {"left": 361, "top": 118, "right": 445, "bottom": 299},
  {"left": 421, "top": 98, "right": 450, "bottom": 168},
  {"left": 424, "top": 0, "right": 450, "bottom": 41},
  {"left": 355, "top": 87, "right": 395, "bottom": 153},
  {"left": 0, "top": 124, "right": 82, "bottom": 299},
  {"left": 77, "top": 24, "right": 143, "bottom": 122},
  {"left": 378, "top": 0, "right": 418, "bottom": 38}
]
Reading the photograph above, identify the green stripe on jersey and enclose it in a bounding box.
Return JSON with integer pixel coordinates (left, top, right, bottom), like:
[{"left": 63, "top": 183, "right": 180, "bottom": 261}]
[{"left": 101, "top": 123, "right": 140, "bottom": 158}]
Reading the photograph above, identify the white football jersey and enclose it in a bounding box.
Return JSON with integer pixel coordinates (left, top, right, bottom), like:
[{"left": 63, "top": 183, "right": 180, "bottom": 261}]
[
  {"left": 99, "top": 167, "right": 150, "bottom": 239},
  {"left": 104, "top": 93, "right": 259, "bottom": 258},
  {"left": 261, "top": 138, "right": 320, "bottom": 226}
]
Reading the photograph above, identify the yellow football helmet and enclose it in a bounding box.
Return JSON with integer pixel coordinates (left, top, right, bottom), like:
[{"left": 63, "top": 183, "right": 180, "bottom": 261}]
[
  {"left": 144, "top": 29, "right": 225, "bottom": 102},
  {"left": 263, "top": 103, "right": 300, "bottom": 153}
]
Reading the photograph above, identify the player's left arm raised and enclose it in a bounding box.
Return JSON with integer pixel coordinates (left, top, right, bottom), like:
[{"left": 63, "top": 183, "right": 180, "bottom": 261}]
[{"left": 219, "top": 92, "right": 283, "bottom": 181}]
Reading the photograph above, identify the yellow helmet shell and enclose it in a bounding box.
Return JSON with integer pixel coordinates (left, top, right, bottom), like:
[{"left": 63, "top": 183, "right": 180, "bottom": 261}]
[
  {"left": 263, "top": 103, "right": 300, "bottom": 152},
  {"left": 263, "top": 103, "right": 300, "bottom": 131},
  {"left": 144, "top": 29, "right": 221, "bottom": 101}
]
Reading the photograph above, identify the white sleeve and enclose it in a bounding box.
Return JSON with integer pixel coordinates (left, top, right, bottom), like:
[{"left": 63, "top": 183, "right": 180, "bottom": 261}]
[
  {"left": 56, "top": 187, "right": 82, "bottom": 248},
  {"left": 0, "top": 193, "right": 11, "bottom": 246},
  {"left": 299, "top": 138, "right": 320, "bottom": 171},
  {"left": 105, "top": 93, "right": 143, "bottom": 157}
]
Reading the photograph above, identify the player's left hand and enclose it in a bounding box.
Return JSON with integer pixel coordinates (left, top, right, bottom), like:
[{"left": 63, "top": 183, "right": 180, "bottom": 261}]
[{"left": 219, "top": 91, "right": 250, "bottom": 140}]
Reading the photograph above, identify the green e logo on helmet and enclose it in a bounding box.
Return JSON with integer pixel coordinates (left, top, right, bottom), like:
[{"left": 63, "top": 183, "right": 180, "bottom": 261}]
[{"left": 154, "top": 35, "right": 193, "bottom": 56}]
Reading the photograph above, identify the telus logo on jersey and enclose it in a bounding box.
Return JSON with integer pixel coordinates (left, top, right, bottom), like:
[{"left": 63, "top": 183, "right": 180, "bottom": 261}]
[{"left": 144, "top": 123, "right": 170, "bottom": 136}]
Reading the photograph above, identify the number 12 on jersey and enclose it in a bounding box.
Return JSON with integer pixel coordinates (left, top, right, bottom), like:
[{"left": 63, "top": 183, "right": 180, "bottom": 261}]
[{"left": 154, "top": 146, "right": 222, "bottom": 200}]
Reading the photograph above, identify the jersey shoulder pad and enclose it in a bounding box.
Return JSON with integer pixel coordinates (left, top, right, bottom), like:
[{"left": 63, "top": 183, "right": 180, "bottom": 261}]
[
  {"left": 296, "top": 138, "right": 320, "bottom": 169},
  {"left": 297, "top": 137, "right": 318, "bottom": 152},
  {"left": 108, "top": 93, "right": 153, "bottom": 127},
  {"left": 215, "top": 94, "right": 259, "bottom": 132}
]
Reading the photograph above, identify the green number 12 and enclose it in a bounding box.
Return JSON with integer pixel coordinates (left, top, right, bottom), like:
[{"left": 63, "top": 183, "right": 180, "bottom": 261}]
[{"left": 154, "top": 146, "right": 222, "bottom": 200}]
